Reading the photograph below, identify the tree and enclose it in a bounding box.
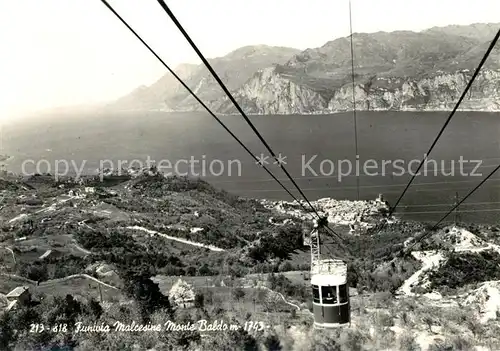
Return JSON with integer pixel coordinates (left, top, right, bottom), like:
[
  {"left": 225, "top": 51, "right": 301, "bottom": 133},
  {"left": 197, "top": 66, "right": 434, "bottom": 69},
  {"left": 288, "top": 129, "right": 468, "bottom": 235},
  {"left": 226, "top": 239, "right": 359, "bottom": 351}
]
[
  {"left": 123, "top": 275, "right": 173, "bottom": 322},
  {"left": 194, "top": 293, "right": 205, "bottom": 309},
  {"left": 466, "top": 316, "right": 484, "bottom": 340},
  {"left": 232, "top": 287, "right": 246, "bottom": 301},
  {"left": 204, "top": 328, "right": 258, "bottom": 351},
  {"left": 398, "top": 333, "right": 420, "bottom": 351},
  {"left": 20, "top": 262, "right": 48, "bottom": 282},
  {"left": 0, "top": 314, "right": 14, "bottom": 350},
  {"left": 422, "top": 314, "right": 435, "bottom": 333},
  {"left": 44, "top": 295, "right": 83, "bottom": 326},
  {"left": 199, "top": 264, "right": 212, "bottom": 276},
  {"left": 161, "top": 314, "right": 201, "bottom": 349},
  {"left": 338, "top": 329, "right": 366, "bottom": 351},
  {"left": 278, "top": 261, "right": 292, "bottom": 272},
  {"left": 229, "top": 264, "right": 246, "bottom": 278},
  {"left": 87, "top": 298, "right": 103, "bottom": 320},
  {"left": 264, "top": 334, "right": 282, "bottom": 351}
]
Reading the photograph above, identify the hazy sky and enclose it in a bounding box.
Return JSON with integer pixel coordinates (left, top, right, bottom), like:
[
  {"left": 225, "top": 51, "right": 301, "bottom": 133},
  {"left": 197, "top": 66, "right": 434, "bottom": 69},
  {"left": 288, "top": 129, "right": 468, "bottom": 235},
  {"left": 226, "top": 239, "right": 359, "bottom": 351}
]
[{"left": 1, "top": 0, "right": 499, "bottom": 120}]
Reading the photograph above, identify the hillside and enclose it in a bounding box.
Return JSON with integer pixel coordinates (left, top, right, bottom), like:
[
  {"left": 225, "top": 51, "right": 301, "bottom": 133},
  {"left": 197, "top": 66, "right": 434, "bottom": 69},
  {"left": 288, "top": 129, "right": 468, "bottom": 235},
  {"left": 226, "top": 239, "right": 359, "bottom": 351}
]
[
  {"left": 218, "top": 23, "right": 500, "bottom": 114},
  {"left": 112, "top": 22, "right": 500, "bottom": 115},
  {"left": 2, "top": 172, "right": 500, "bottom": 350},
  {"left": 107, "top": 45, "right": 300, "bottom": 112}
]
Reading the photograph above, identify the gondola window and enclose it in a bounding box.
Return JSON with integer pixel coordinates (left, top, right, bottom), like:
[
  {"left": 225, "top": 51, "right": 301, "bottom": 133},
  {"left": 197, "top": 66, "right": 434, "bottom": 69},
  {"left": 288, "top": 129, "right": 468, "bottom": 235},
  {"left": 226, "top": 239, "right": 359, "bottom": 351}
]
[
  {"left": 312, "top": 285, "right": 320, "bottom": 303},
  {"left": 339, "top": 284, "right": 348, "bottom": 303},
  {"left": 321, "top": 286, "right": 337, "bottom": 304}
]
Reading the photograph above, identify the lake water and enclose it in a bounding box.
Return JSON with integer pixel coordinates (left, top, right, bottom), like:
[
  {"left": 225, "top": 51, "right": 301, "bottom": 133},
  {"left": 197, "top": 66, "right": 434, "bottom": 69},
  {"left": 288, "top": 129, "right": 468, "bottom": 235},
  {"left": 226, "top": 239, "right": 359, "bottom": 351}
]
[{"left": 2, "top": 111, "right": 500, "bottom": 224}]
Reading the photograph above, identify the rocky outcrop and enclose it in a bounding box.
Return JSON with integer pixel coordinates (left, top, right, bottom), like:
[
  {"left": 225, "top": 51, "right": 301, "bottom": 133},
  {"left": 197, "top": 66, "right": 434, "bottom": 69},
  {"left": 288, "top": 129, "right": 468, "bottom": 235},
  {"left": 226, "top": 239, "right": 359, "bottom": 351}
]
[
  {"left": 113, "top": 23, "right": 500, "bottom": 115},
  {"left": 218, "top": 69, "right": 500, "bottom": 114},
  {"left": 329, "top": 70, "right": 500, "bottom": 112},
  {"left": 464, "top": 281, "right": 500, "bottom": 323},
  {"left": 111, "top": 45, "right": 300, "bottom": 112},
  {"left": 216, "top": 67, "right": 329, "bottom": 114}
]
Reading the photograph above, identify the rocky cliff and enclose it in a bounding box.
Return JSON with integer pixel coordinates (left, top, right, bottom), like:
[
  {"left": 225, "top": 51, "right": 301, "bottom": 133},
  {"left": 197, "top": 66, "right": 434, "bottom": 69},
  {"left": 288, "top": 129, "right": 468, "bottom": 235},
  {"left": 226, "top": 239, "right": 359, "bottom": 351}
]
[
  {"left": 114, "top": 23, "right": 500, "bottom": 114},
  {"left": 108, "top": 45, "right": 300, "bottom": 112},
  {"left": 218, "top": 68, "right": 500, "bottom": 114}
]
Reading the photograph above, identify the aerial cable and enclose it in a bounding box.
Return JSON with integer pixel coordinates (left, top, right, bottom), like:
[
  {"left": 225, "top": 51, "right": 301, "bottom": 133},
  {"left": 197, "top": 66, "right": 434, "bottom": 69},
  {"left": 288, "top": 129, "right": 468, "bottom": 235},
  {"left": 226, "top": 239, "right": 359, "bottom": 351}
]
[
  {"left": 401, "top": 200, "right": 500, "bottom": 208},
  {"left": 386, "top": 27, "right": 500, "bottom": 218},
  {"left": 154, "top": 0, "right": 324, "bottom": 220},
  {"left": 427, "top": 165, "right": 499, "bottom": 231},
  {"left": 397, "top": 163, "right": 500, "bottom": 257},
  {"left": 349, "top": 0, "right": 360, "bottom": 201},
  {"left": 100, "top": 0, "right": 351, "bottom": 255},
  {"left": 101, "top": 0, "right": 351, "bottom": 257},
  {"left": 396, "top": 208, "right": 500, "bottom": 215},
  {"left": 373, "top": 27, "right": 500, "bottom": 238},
  {"left": 154, "top": 0, "right": 352, "bottom": 255},
  {"left": 99, "top": 0, "right": 315, "bottom": 216}
]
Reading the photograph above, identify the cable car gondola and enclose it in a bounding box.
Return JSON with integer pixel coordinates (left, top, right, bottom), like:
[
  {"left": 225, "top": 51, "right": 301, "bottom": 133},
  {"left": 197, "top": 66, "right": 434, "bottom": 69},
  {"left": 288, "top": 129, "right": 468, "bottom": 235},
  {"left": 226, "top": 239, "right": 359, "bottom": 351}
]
[
  {"left": 306, "top": 217, "right": 350, "bottom": 328},
  {"left": 311, "top": 259, "right": 350, "bottom": 328}
]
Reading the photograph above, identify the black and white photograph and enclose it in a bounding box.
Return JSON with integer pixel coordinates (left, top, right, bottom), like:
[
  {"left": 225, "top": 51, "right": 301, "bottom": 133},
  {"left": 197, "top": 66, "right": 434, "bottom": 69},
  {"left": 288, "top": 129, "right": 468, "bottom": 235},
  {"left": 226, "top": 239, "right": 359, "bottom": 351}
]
[{"left": 0, "top": 0, "right": 499, "bottom": 350}]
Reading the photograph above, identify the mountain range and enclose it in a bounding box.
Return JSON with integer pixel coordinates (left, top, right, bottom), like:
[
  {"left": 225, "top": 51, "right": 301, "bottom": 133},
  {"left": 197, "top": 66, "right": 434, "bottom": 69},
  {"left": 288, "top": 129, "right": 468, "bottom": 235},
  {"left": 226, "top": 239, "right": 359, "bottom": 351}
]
[{"left": 109, "top": 23, "right": 500, "bottom": 114}]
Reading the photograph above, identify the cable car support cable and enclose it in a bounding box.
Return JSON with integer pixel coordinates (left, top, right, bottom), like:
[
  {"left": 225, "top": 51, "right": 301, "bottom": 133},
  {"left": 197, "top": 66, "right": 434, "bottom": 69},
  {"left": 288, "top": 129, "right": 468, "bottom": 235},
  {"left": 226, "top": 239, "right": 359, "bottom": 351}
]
[
  {"left": 154, "top": 0, "right": 351, "bottom": 255},
  {"left": 373, "top": 27, "right": 500, "bottom": 238},
  {"left": 386, "top": 28, "right": 500, "bottom": 219},
  {"left": 402, "top": 163, "right": 500, "bottom": 254},
  {"left": 155, "top": 1, "right": 319, "bottom": 216},
  {"left": 99, "top": 0, "right": 319, "bottom": 220},
  {"left": 100, "top": 0, "right": 351, "bottom": 256},
  {"left": 349, "top": 0, "right": 360, "bottom": 201}
]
